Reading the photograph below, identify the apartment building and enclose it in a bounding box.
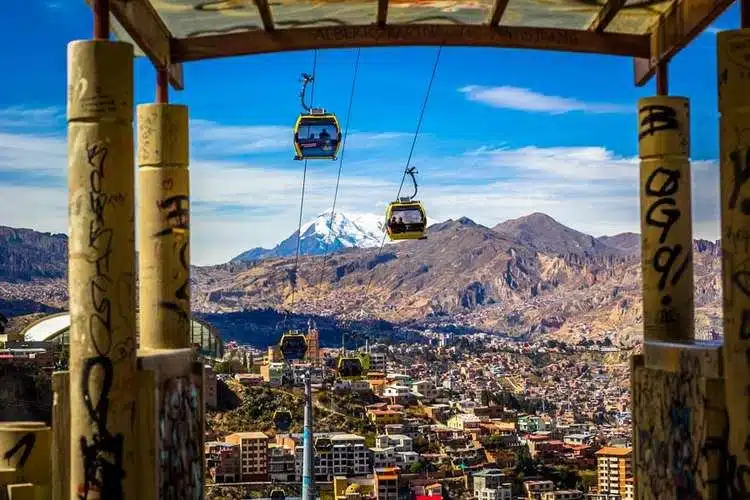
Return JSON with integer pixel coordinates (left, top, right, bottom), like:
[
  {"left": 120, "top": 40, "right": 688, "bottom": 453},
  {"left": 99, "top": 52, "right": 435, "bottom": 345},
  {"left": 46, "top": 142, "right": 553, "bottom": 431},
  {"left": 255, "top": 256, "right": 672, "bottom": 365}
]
[
  {"left": 473, "top": 468, "right": 512, "bottom": 500},
  {"left": 374, "top": 467, "right": 400, "bottom": 500},
  {"left": 293, "top": 433, "right": 370, "bottom": 480},
  {"left": 268, "top": 443, "right": 295, "bottom": 482},
  {"left": 596, "top": 447, "right": 632, "bottom": 497},
  {"left": 225, "top": 432, "right": 269, "bottom": 481},
  {"left": 204, "top": 441, "right": 239, "bottom": 483},
  {"left": 540, "top": 491, "right": 583, "bottom": 500},
  {"left": 375, "top": 434, "right": 412, "bottom": 452},
  {"left": 369, "top": 351, "right": 387, "bottom": 372},
  {"left": 524, "top": 480, "right": 554, "bottom": 500}
]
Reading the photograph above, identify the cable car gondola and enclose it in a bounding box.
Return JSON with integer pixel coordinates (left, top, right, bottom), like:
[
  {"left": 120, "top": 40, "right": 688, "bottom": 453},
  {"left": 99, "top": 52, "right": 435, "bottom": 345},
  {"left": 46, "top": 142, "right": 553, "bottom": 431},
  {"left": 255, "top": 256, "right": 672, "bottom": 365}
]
[
  {"left": 386, "top": 167, "right": 427, "bottom": 241},
  {"left": 293, "top": 73, "right": 342, "bottom": 161},
  {"left": 314, "top": 436, "right": 333, "bottom": 452},
  {"left": 273, "top": 409, "right": 293, "bottom": 432},
  {"left": 337, "top": 356, "right": 364, "bottom": 380},
  {"left": 270, "top": 488, "right": 286, "bottom": 500},
  {"left": 279, "top": 330, "right": 308, "bottom": 361}
]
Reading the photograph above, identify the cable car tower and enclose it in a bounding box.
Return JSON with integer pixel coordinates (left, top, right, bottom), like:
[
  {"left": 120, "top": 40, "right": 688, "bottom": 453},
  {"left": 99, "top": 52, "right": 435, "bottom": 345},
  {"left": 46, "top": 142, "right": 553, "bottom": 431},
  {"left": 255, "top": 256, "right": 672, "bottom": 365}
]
[
  {"left": 386, "top": 166, "right": 428, "bottom": 241},
  {"left": 293, "top": 72, "right": 342, "bottom": 161}
]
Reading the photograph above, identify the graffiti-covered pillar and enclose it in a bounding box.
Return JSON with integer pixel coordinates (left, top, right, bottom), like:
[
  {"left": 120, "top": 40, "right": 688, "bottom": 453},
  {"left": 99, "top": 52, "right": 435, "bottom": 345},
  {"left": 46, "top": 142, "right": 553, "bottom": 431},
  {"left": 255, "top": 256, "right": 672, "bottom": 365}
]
[
  {"left": 136, "top": 103, "right": 191, "bottom": 350},
  {"left": 67, "top": 39, "right": 137, "bottom": 499},
  {"left": 717, "top": 29, "right": 750, "bottom": 490},
  {"left": 637, "top": 96, "right": 694, "bottom": 345}
]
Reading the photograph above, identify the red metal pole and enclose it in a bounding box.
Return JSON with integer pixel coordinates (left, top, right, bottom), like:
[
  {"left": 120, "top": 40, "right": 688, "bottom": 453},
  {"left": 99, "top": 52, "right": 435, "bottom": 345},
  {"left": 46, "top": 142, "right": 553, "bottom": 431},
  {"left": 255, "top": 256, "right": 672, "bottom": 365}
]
[
  {"left": 656, "top": 63, "right": 668, "bottom": 95},
  {"left": 156, "top": 68, "right": 169, "bottom": 104},
  {"left": 92, "top": 0, "right": 110, "bottom": 40}
]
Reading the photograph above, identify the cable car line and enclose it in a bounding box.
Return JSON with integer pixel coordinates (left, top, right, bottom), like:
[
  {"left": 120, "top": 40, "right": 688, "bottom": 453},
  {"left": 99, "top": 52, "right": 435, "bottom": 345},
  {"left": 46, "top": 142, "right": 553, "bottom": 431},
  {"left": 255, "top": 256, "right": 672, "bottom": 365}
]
[
  {"left": 361, "top": 45, "right": 442, "bottom": 302},
  {"left": 286, "top": 49, "right": 318, "bottom": 325},
  {"left": 315, "top": 48, "right": 362, "bottom": 287}
]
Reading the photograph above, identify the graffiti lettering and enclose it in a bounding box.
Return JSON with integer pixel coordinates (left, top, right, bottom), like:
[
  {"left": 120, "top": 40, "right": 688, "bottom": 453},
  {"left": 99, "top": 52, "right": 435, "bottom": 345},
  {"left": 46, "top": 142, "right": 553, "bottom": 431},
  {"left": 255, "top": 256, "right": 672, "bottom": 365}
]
[
  {"left": 155, "top": 195, "right": 190, "bottom": 323},
  {"left": 639, "top": 105, "right": 679, "bottom": 140},
  {"left": 730, "top": 148, "right": 750, "bottom": 215},
  {"left": 643, "top": 165, "right": 690, "bottom": 324},
  {"left": 153, "top": 195, "right": 189, "bottom": 238},
  {"left": 86, "top": 142, "right": 115, "bottom": 357},
  {"left": 159, "top": 376, "right": 202, "bottom": 499},
  {"left": 3, "top": 432, "right": 35, "bottom": 469},
  {"left": 645, "top": 198, "right": 680, "bottom": 244},
  {"left": 79, "top": 356, "right": 125, "bottom": 500}
]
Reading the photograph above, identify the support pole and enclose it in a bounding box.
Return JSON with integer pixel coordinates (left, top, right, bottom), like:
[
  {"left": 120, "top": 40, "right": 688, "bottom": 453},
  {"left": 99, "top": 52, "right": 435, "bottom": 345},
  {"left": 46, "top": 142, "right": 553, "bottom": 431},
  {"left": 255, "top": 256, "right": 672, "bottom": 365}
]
[
  {"left": 67, "top": 39, "right": 137, "bottom": 499},
  {"left": 655, "top": 64, "right": 668, "bottom": 95},
  {"left": 637, "top": 96, "right": 694, "bottom": 345},
  {"left": 137, "top": 103, "right": 190, "bottom": 350},
  {"left": 155, "top": 69, "right": 168, "bottom": 105},
  {"left": 717, "top": 28, "right": 750, "bottom": 492},
  {"left": 302, "top": 370, "right": 315, "bottom": 500}
]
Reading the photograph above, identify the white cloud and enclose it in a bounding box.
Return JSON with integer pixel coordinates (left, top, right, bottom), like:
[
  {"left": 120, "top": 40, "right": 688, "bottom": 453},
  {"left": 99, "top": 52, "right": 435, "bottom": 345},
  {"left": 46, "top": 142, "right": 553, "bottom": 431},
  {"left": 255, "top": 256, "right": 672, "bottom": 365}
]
[
  {"left": 705, "top": 27, "right": 724, "bottom": 35},
  {"left": 0, "top": 106, "right": 63, "bottom": 129},
  {"left": 458, "top": 85, "right": 631, "bottom": 114},
  {"left": 0, "top": 106, "right": 721, "bottom": 265},
  {"left": 190, "top": 119, "right": 412, "bottom": 157}
]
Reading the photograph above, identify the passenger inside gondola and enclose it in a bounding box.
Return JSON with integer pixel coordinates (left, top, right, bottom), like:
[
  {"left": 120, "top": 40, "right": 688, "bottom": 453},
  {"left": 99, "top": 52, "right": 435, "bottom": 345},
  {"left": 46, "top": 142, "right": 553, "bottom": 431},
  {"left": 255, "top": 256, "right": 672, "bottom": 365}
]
[
  {"left": 392, "top": 209, "right": 424, "bottom": 232},
  {"left": 390, "top": 216, "right": 406, "bottom": 233},
  {"left": 297, "top": 122, "right": 339, "bottom": 158}
]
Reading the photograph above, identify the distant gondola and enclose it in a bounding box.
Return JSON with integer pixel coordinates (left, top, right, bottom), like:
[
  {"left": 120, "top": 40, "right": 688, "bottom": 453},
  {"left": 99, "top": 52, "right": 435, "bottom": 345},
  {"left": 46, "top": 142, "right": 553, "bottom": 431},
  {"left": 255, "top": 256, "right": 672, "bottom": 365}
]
[
  {"left": 279, "top": 331, "right": 308, "bottom": 361},
  {"left": 314, "top": 436, "right": 333, "bottom": 452},
  {"left": 337, "top": 356, "right": 364, "bottom": 380},
  {"left": 270, "top": 488, "right": 286, "bottom": 500},
  {"left": 273, "top": 409, "right": 293, "bottom": 432}
]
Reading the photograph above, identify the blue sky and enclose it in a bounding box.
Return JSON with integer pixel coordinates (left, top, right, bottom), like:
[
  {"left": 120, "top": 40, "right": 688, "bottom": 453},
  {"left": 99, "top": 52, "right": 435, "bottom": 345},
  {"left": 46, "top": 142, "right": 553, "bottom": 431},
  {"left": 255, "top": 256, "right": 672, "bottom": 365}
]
[{"left": 0, "top": 0, "right": 738, "bottom": 264}]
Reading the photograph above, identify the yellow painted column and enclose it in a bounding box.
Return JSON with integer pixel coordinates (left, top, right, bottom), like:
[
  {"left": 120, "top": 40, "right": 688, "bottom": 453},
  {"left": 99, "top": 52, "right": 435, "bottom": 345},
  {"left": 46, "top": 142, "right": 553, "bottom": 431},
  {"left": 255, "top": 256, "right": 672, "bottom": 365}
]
[
  {"left": 718, "top": 29, "right": 750, "bottom": 491},
  {"left": 0, "top": 422, "right": 51, "bottom": 487},
  {"left": 137, "top": 103, "right": 191, "bottom": 350},
  {"left": 67, "top": 40, "right": 137, "bottom": 499},
  {"left": 637, "top": 96, "right": 694, "bottom": 344}
]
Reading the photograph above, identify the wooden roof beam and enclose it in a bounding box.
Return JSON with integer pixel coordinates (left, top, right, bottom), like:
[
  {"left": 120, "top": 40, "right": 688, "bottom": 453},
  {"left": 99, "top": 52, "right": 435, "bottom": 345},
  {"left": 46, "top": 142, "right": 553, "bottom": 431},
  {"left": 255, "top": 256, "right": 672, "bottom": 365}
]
[
  {"left": 377, "top": 0, "right": 389, "bottom": 27},
  {"left": 588, "top": 0, "right": 626, "bottom": 32},
  {"left": 253, "top": 0, "right": 276, "bottom": 32},
  {"left": 108, "top": 0, "right": 183, "bottom": 89},
  {"left": 634, "top": 0, "right": 734, "bottom": 86},
  {"left": 489, "top": 0, "right": 511, "bottom": 27},
  {"left": 171, "top": 24, "right": 650, "bottom": 62}
]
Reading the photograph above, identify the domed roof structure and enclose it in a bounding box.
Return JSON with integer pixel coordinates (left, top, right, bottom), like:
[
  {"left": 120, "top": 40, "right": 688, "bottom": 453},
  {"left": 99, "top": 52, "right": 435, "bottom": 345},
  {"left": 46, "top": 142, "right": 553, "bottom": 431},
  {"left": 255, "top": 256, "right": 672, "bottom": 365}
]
[{"left": 20, "top": 312, "right": 224, "bottom": 360}]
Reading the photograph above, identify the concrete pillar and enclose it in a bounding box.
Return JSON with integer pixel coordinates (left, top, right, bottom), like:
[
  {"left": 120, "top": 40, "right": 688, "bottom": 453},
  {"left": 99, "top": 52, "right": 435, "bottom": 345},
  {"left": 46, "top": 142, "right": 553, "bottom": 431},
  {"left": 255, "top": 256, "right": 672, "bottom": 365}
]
[
  {"left": 637, "top": 96, "right": 694, "bottom": 344},
  {"left": 136, "top": 103, "right": 191, "bottom": 351},
  {"left": 717, "top": 29, "right": 750, "bottom": 492},
  {"left": 0, "top": 422, "right": 51, "bottom": 487},
  {"left": 66, "top": 39, "right": 137, "bottom": 500}
]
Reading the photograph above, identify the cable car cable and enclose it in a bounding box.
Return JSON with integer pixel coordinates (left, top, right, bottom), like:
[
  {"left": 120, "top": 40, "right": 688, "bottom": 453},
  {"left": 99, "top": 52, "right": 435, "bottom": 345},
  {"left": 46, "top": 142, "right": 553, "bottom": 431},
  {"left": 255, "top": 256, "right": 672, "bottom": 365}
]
[
  {"left": 361, "top": 45, "right": 442, "bottom": 302},
  {"left": 286, "top": 49, "right": 318, "bottom": 323},
  {"left": 315, "top": 48, "right": 362, "bottom": 286}
]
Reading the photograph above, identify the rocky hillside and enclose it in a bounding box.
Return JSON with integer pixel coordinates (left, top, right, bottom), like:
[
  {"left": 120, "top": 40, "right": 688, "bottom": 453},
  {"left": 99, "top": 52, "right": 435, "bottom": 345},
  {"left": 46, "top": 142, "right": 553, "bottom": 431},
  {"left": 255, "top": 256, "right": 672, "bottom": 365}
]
[
  {"left": 0, "top": 214, "right": 723, "bottom": 346},
  {"left": 0, "top": 226, "right": 67, "bottom": 281}
]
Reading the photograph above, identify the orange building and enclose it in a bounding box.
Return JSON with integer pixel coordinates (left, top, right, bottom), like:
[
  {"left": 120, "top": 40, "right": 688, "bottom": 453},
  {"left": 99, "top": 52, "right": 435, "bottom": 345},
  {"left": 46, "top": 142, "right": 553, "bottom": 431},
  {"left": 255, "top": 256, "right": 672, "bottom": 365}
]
[
  {"left": 306, "top": 320, "right": 320, "bottom": 365},
  {"left": 595, "top": 446, "right": 632, "bottom": 497}
]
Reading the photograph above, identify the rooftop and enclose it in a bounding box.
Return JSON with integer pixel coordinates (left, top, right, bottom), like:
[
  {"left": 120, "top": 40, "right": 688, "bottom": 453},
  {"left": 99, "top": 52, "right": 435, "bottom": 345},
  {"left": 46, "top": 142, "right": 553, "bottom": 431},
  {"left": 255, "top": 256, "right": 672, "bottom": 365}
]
[{"left": 596, "top": 446, "right": 633, "bottom": 456}]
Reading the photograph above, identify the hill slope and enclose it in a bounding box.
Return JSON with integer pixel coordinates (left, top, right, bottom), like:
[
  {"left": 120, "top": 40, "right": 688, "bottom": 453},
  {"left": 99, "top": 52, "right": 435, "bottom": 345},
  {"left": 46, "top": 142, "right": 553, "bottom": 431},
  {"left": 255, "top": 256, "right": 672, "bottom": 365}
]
[{"left": 0, "top": 214, "right": 723, "bottom": 346}]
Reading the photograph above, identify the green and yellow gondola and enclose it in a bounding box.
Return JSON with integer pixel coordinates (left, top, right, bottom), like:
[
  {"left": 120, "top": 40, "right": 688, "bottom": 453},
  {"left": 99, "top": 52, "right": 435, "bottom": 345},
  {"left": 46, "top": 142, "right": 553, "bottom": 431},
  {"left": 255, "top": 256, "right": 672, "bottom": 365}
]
[{"left": 386, "top": 200, "right": 427, "bottom": 240}]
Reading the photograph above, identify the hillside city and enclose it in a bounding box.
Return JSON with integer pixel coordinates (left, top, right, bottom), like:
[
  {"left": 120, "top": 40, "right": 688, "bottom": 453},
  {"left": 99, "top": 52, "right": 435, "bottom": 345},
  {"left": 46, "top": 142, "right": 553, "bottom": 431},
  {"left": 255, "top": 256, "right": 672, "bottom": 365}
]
[
  {"left": 0, "top": 212, "right": 715, "bottom": 499},
  {"left": 197, "top": 320, "right": 635, "bottom": 500}
]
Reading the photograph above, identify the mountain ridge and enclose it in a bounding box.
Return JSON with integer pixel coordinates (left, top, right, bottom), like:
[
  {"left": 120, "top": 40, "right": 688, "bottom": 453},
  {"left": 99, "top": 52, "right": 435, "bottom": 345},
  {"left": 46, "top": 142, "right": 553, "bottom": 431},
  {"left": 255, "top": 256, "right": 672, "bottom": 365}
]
[{"left": 0, "top": 213, "right": 722, "bottom": 346}]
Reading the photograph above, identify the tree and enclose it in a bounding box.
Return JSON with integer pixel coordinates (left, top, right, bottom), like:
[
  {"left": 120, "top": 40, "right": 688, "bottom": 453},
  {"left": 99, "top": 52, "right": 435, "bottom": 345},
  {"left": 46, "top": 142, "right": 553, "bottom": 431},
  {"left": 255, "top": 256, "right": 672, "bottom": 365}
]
[{"left": 409, "top": 461, "right": 426, "bottom": 474}]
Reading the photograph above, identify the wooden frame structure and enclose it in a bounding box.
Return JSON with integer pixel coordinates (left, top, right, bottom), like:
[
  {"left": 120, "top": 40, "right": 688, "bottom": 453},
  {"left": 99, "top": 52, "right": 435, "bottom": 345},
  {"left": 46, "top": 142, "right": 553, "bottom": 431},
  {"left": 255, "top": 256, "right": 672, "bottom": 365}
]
[{"left": 93, "top": 0, "right": 736, "bottom": 92}]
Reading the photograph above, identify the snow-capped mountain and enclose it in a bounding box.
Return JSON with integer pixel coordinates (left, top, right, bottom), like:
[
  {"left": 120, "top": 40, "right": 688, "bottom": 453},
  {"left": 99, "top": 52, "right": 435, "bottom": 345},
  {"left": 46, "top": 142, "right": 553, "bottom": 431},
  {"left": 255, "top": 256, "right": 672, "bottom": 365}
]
[{"left": 231, "top": 211, "right": 385, "bottom": 263}]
